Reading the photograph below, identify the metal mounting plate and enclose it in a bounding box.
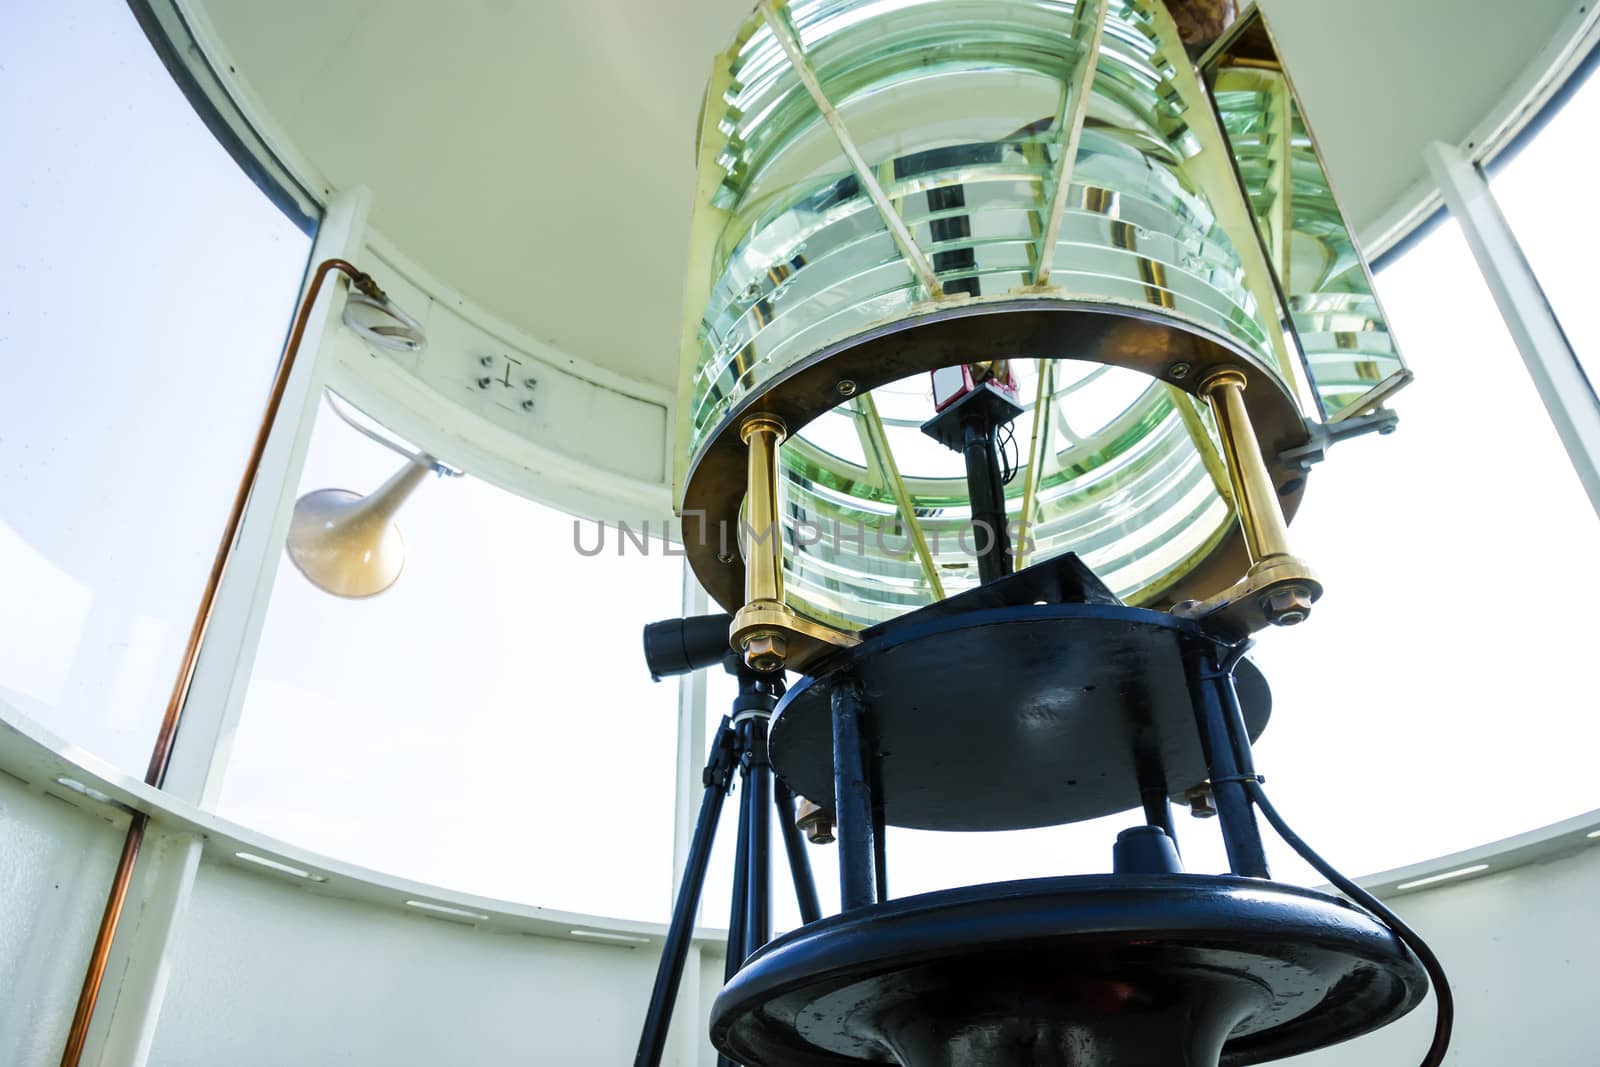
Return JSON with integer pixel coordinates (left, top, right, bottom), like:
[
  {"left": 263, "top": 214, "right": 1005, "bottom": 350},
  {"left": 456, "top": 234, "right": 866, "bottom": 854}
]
[{"left": 768, "top": 603, "right": 1269, "bottom": 832}]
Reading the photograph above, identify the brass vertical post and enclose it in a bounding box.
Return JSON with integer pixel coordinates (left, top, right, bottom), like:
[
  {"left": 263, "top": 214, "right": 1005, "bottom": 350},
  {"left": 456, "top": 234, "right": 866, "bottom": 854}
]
[
  {"left": 728, "top": 410, "right": 859, "bottom": 671},
  {"left": 1196, "top": 368, "right": 1319, "bottom": 627},
  {"left": 737, "top": 414, "right": 788, "bottom": 669},
  {"left": 1199, "top": 370, "right": 1291, "bottom": 564}
]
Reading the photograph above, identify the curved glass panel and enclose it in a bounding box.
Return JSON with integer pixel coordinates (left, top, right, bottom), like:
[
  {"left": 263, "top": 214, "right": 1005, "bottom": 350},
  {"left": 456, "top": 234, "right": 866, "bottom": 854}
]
[
  {"left": 1206, "top": 11, "right": 1407, "bottom": 420},
  {"left": 0, "top": 0, "right": 313, "bottom": 774},
  {"left": 687, "top": 0, "right": 1284, "bottom": 460}
]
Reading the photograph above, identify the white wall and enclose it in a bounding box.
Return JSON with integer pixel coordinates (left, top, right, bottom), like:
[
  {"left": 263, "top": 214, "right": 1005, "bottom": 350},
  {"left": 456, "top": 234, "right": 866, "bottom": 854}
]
[
  {"left": 1285, "top": 844, "right": 1600, "bottom": 1067},
  {"left": 0, "top": 776, "right": 125, "bottom": 1064},
  {"left": 151, "top": 861, "right": 669, "bottom": 1066}
]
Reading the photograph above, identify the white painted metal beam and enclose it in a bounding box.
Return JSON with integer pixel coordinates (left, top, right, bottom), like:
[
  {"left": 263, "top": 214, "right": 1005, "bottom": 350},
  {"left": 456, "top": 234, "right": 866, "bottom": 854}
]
[
  {"left": 160, "top": 186, "right": 372, "bottom": 809},
  {"left": 1424, "top": 141, "right": 1600, "bottom": 517}
]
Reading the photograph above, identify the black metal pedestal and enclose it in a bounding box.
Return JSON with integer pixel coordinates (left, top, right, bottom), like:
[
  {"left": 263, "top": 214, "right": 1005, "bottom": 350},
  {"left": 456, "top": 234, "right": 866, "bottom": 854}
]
[
  {"left": 711, "top": 876, "right": 1427, "bottom": 1067},
  {"left": 702, "top": 556, "right": 1428, "bottom": 1066}
]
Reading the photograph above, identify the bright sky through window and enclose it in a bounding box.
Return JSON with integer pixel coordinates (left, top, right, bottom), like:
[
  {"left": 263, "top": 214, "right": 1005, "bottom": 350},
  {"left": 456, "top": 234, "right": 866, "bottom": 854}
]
[{"left": 0, "top": 0, "right": 312, "bottom": 775}]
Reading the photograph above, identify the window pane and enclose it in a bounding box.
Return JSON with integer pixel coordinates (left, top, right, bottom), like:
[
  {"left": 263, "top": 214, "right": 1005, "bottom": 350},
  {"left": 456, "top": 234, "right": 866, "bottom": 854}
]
[
  {"left": 0, "top": 0, "right": 313, "bottom": 774},
  {"left": 1242, "top": 213, "right": 1600, "bottom": 872},
  {"left": 1490, "top": 62, "right": 1600, "bottom": 386},
  {"left": 218, "top": 399, "right": 683, "bottom": 921}
]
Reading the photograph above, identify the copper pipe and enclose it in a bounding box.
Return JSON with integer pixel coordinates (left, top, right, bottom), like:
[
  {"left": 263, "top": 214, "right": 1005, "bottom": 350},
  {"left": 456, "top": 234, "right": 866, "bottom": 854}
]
[
  {"left": 60, "top": 258, "right": 376, "bottom": 1067},
  {"left": 58, "top": 817, "right": 145, "bottom": 1066}
]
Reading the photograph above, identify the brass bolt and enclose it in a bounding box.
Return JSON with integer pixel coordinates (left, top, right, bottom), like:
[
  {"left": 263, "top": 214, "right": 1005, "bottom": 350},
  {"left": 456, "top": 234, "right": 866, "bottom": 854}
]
[
  {"left": 837, "top": 379, "right": 857, "bottom": 397},
  {"left": 1169, "top": 361, "right": 1192, "bottom": 380},
  {"left": 743, "top": 631, "right": 788, "bottom": 672},
  {"left": 796, "top": 797, "right": 835, "bottom": 844},
  {"left": 1262, "top": 585, "right": 1314, "bottom": 626}
]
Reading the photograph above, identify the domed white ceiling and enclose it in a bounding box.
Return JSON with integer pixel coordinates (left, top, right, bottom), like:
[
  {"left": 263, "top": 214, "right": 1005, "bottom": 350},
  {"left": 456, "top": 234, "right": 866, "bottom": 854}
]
[{"left": 187, "top": 0, "right": 1581, "bottom": 393}]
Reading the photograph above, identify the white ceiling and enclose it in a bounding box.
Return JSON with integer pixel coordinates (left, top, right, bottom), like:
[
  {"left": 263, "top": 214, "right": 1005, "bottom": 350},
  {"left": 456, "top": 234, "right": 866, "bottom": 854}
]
[{"left": 191, "top": 0, "right": 1580, "bottom": 391}]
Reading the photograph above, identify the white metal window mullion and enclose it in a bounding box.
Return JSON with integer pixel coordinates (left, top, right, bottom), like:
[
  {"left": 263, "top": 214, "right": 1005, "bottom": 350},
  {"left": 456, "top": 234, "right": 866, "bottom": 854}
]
[
  {"left": 670, "top": 559, "right": 711, "bottom": 1066},
  {"left": 1425, "top": 142, "right": 1600, "bottom": 517},
  {"left": 158, "top": 186, "right": 374, "bottom": 808}
]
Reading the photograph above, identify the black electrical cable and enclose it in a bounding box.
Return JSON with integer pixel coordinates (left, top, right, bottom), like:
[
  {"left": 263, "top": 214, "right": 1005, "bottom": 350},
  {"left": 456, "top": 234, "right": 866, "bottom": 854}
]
[
  {"left": 996, "top": 421, "right": 1020, "bottom": 484},
  {"left": 1244, "top": 780, "right": 1454, "bottom": 1067}
]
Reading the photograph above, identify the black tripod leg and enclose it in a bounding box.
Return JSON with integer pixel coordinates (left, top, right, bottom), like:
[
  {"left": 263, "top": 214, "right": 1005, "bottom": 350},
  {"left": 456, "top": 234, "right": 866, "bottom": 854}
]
[
  {"left": 635, "top": 720, "right": 737, "bottom": 1067},
  {"left": 716, "top": 747, "right": 753, "bottom": 1067},
  {"left": 774, "top": 779, "right": 822, "bottom": 925},
  {"left": 724, "top": 756, "right": 752, "bottom": 980},
  {"left": 743, "top": 716, "right": 772, "bottom": 959}
]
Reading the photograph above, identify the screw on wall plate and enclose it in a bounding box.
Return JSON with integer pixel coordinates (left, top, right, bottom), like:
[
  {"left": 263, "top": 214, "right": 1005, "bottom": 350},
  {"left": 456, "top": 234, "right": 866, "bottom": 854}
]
[
  {"left": 477, "top": 376, "right": 493, "bottom": 389},
  {"left": 524, "top": 378, "right": 539, "bottom": 390},
  {"left": 1169, "top": 362, "right": 1192, "bottom": 380},
  {"left": 837, "top": 379, "right": 857, "bottom": 397},
  {"left": 521, "top": 399, "right": 536, "bottom": 412},
  {"left": 479, "top": 354, "right": 496, "bottom": 367}
]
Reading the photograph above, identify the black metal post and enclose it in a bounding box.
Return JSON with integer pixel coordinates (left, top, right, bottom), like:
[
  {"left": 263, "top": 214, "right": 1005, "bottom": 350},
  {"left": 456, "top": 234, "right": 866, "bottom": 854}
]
[
  {"left": 871, "top": 778, "right": 889, "bottom": 903},
  {"left": 1140, "top": 784, "right": 1178, "bottom": 844},
  {"left": 634, "top": 719, "right": 738, "bottom": 1067},
  {"left": 724, "top": 761, "right": 752, "bottom": 981},
  {"left": 1184, "top": 643, "right": 1270, "bottom": 879},
  {"left": 742, "top": 715, "right": 772, "bottom": 959},
  {"left": 1215, "top": 658, "right": 1263, "bottom": 788},
  {"left": 831, "top": 679, "right": 880, "bottom": 911},
  {"left": 773, "top": 780, "right": 822, "bottom": 925},
  {"left": 961, "top": 414, "right": 1013, "bottom": 584}
]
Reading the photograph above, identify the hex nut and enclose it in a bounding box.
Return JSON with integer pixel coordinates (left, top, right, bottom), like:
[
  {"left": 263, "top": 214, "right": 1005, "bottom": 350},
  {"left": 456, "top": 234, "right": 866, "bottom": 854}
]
[
  {"left": 796, "top": 798, "right": 836, "bottom": 844},
  {"left": 743, "top": 632, "right": 788, "bottom": 672},
  {"left": 1262, "top": 585, "right": 1314, "bottom": 626}
]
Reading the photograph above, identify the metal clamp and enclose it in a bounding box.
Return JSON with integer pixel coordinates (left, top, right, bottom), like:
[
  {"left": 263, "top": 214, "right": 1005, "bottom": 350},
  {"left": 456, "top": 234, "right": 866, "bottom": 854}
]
[{"left": 1278, "top": 408, "right": 1400, "bottom": 472}]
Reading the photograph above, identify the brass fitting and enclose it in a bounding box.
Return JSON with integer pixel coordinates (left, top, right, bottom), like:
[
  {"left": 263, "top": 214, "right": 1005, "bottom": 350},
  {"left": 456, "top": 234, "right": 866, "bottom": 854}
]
[{"left": 796, "top": 797, "right": 836, "bottom": 844}]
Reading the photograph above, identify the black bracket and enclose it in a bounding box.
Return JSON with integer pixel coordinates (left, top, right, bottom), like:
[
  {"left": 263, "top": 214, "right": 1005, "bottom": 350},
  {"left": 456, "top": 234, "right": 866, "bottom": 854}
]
[{"left": 1278, "top": 408, "right": 1400, "bottom": 473}]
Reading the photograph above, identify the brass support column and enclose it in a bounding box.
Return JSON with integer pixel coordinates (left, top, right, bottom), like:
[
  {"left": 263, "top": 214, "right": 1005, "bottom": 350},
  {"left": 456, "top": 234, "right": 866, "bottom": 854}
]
[
  {"left": 1193, "top": 369, "right": 1320, "bottom": 629},
  {"left": 1200, "top": 370, "right": 1291, "bottom": 564},
  {"left": 737, "top": 414, "right": 788, "bottom": 670},
  {"left": 729, "top": 413, "right": 858, "bottom": 672}
]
